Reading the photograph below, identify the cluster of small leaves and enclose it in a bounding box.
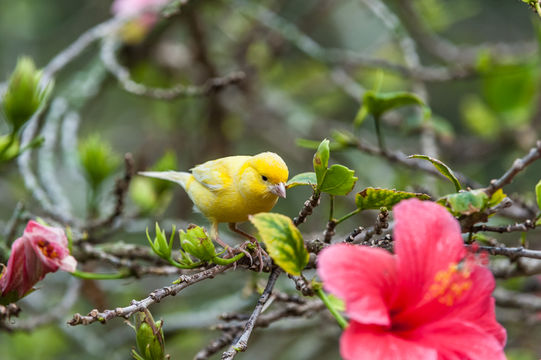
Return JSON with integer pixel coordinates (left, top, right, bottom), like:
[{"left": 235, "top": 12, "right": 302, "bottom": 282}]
[
  {"left": 287, "top": 139, "right": 357, "bottom": 196},
  {"left": 146, "top": 223, "right": 244, "bottom": 269}
]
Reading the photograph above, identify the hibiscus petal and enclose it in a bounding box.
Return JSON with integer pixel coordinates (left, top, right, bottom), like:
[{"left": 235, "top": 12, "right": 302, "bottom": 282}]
[
  {"left": 393, "top": 199, "right": 465, "bottom": 308},
  {"left": 341, "top": 321, "right": 437, "bottom": 360},
  {"left": 59, "top": 255, "right": 77, "bottom": 273},
  {"left": 25, "top": 220, "right": 68, "bottom": 247},
  {"left": 317, "top": 244, "right": 397, "bottom": 326},
  {"left": 439, "top": 266, "right": 506, "bottom": 346},
  {"left": 411, "top": 319, "right": 506, "bottom": 360}
]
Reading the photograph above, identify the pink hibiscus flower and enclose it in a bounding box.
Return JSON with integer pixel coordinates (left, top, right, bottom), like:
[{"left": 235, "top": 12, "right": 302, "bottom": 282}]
[
  {"left": 112, "top": 0, "right": 170, "bottom": 27},
  {"left": 317, "top": 199, "right": 506, "bottom": 360},
  {"left": 0, "top": 220, "right": 77, "bottom": 302}
]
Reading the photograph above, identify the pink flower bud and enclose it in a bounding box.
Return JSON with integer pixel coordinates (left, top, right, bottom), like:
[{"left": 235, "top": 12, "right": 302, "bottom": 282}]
[{"left": 0, "top": 221, "right": 77, "bottom": 301}]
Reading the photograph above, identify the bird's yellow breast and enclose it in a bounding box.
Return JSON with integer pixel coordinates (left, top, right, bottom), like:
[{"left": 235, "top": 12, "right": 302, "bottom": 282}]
[{"left": 183, "top": 155, "right": 282, "bottom": 223}]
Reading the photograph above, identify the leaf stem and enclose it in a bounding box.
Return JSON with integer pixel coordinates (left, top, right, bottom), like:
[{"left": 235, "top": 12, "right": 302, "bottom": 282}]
[
  {"left": 335, "top": 208, "right": 361, "bottom": 225},
  {"left": 70, "top": 269, "right": 131, "bottom": 280},
  {"left": 211, "top": 252, "right": 245, "bottom": 265},
  {"left": 316, "top": 288, "right": 348, "bottom": 329},
  {"left": 328, "top": 195, "right": 335, "bottom": 222},
  {"left": 374, "top": 116, "right": 386, "bottom": 152}
]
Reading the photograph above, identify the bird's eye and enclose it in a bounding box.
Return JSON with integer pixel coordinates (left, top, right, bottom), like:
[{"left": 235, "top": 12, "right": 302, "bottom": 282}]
[{"left": 261, "top": 175, "right": 268, "bottom": 181}]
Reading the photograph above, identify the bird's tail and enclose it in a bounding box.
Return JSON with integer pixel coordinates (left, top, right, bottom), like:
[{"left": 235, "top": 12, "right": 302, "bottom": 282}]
[{"left": 138, "top": 171, "right": 191, "bottom": 188}]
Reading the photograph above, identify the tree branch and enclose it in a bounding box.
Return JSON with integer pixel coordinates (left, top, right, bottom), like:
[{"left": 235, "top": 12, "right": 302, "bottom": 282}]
[
  {"left": 221, "top": 267, "right": 281, "bottom": 359},
  {"left": 68, "top": 264, "right": 233, "bottom": 326}
]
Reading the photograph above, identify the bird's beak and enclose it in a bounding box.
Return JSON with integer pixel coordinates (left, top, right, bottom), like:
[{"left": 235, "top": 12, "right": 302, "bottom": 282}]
[{"left": 270, "top": 182, "right": 287, "bottom": 198}]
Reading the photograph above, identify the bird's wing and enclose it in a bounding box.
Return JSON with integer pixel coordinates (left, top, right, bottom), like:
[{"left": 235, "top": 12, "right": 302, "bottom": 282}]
[{"left": 190, "top": 158, "right": 234, "bottom": 192}]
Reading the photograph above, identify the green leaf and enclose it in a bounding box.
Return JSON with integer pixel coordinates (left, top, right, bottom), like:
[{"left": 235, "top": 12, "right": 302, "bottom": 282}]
[
  {"left": 355, "top": 188, "right": 430, "bottom": 211},
  {"left": 442, "top": 190, "right": 489, "bottom": 216},
  {"left": 313, "top": 139, "right": 330, "bottom": 185},
  {"left": 286, "top": 172, "right": 317, "bottom": 189},
  {"left": 250, "top": 213, "right": 309, "bottom": 276},
  {"left": 409, "top": 154, "right": 462, "bottom": 192},
  {"left": 354, "top": 90, "right": 430, "bottom": 127},
  {"left": 488, "top": 188, "right": 506, "bottom": 208},
  {"left": 535, "top": 180, "right": 541, "bottom": 210},
  {"left": 319, "top": 164, "right": 357, "bottom": 196}
]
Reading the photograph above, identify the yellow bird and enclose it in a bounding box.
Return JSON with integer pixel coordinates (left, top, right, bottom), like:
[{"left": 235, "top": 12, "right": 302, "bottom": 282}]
[{"left": 139, "top": 152, "right": 288, "bottom": 259}]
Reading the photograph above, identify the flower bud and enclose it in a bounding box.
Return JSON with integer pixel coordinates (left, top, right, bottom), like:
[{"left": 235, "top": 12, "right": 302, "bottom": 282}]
[
  {"left": 0, "top": 220, "right": 77, "bottom": 305},
  {"left": 179, "top": 225, "right": 215, "bottom": 262},
  {"left": 78, "top": 134, "right": 121, "bottom": 190},
  {"left": 134, "top": 311, "right": 165, "bottom": 360},
  {"left": 2, "top": 57, "right": 53, "bottom": 133}
]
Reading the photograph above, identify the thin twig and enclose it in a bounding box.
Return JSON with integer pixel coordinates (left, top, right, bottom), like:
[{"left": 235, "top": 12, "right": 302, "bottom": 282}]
[
  {"left": 68, "top": 264, "right": 233, "bottom": 326},
  {"left": 221, "top": 267, "right": 281, "bottom": 359},
  {"left": 194, "top": 330, "right": 241, "bottom": 360},
  {"left": 470, "top": 220, "right": 536, "bottom": 234},
  {"left": 473, "top": 245, "right": 541, "bottom": 260},
  {"left": 86, "top": 153, "right": 135, "bottom": 231},
  {"left": 100, "top": 37, "right": 245, "bottom": 100},
  {"left": 485, "top": 140, "right": 541, "bottom": 197}
]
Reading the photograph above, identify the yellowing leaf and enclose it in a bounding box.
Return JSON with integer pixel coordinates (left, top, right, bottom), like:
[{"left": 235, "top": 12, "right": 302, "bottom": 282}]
[
  {"left": 355, "top": 188, "right": 430, "bottom": 211},
  {"left": 250, "top": 213, "right": 309, "bottom": 276},
  {"left": 488, "top": 188, "right": 506, "bottom": 208}
]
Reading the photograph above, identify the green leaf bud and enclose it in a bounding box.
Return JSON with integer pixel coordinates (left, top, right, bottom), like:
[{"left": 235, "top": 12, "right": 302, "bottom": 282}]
[
  {"left": 179, "top": 225, "right": 216, "bottom": 262},
  {"left": 2, "top": 57, "right": 53, "bottom": 133}
]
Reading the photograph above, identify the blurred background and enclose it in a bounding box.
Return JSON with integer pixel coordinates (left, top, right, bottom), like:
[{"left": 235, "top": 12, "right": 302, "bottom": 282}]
[{"left": 0, "top": 0, "right": 540, "bottom": 359}]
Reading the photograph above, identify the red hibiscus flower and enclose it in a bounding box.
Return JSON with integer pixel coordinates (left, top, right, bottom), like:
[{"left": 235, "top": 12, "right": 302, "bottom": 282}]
[
  {"left": 317, "top": 199, "right": 506, "bottom": 359},
  {"left": 0, "top": 220, "right": 77, "bottom": 303}
]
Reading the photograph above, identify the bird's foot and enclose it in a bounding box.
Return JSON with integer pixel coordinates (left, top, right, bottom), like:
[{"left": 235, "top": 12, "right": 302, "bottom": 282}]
[{"left": 248, "top": 240, "right": 267, "bottom": 272}]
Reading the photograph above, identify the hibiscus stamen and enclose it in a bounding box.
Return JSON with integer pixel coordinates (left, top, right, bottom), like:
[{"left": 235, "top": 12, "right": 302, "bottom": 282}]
[
  {"left": 37, "top": 240, "right": 59, "bottom": 259},
  {"left": 426, "top": 262, "right": 473, "bottom": 306}
]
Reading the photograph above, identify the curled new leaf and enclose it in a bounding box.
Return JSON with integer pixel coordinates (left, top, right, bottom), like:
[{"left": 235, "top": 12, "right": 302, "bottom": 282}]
[
  {"left": 250, "top": 213, "right": 309, "bottom": 276},
  {"left": 355, "top": 188, "right": 430, "bottom": 211},
  {"left": 314, "top": 139, "right": 330, "bottom": 185},
  {"left": 409, "top": 154, "right": 462, "bottom": 192}
]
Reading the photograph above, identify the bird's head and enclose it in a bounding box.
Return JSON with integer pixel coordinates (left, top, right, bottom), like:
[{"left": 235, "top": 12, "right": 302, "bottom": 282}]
[{"left": 244, "top": 152, "right": 288, "bottom": 199}]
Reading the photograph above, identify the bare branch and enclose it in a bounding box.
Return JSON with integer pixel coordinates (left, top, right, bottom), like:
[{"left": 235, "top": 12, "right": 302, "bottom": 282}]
[
  {"left": 68, "top": 264, "right": 233, "bottom": 326},
  {"left": 221, "top": 267, "right": 281, "bottom": 359},
  {"left": 485, "top": 140, "right": 541, "bottom": 197},
  {"left": 100, "top": 37, "right": 245, "bottom": 100},
  {"left": 471, "top": 220, "right": 536, "bottom": 234},
  {"left": 294, "top": 192, "right": 321, "bottom": 226},
  {"left": 473, "top": 245, "right": 541, "bottom": 261},
  {"left": 86, "top": 153, "right": 135, "bottom": 231},
  {"left": 194, "top": 330, "right": 241, "bottom": 360}
]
